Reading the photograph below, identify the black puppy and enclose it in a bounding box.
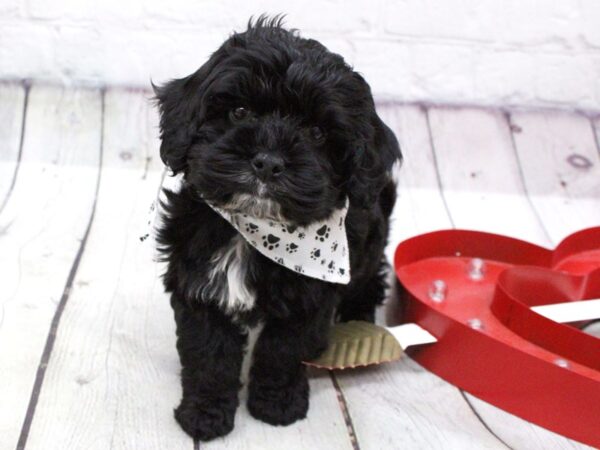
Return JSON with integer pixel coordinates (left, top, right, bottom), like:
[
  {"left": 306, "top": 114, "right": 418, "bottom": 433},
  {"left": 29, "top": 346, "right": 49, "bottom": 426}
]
[{"left": 154, "top": 15, "right": 401, "bottom": 441}]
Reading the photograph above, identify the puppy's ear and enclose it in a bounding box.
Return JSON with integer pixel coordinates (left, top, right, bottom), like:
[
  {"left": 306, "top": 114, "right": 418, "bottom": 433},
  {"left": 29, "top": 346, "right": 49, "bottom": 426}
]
[
  {"left": 153, "top": 49, "right": 228, "bottom": 174},
  {"left": 346, "top": 80, "right": 402, "bottom": 209},
  {"left": 153, "top": 76, "right": 196, "bottom": 174}
]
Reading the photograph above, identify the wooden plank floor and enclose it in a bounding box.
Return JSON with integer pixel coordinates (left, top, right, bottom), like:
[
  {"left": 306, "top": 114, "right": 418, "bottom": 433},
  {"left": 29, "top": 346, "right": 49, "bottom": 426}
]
[{"left": 0, "top": 81, "right": 598, "bottom": 450}]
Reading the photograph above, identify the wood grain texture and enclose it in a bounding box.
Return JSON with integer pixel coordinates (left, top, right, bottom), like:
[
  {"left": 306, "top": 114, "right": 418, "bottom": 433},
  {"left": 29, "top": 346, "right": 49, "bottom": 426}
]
[
  {"left": 0, "top": 85, "right": 102, "bottom": 449},
  {"left": 336, "top": 105, "right": 506, "bottom": 450},
  {"left": 383, "top": 105, "right": 451, "bottom": 264},
  {"left": 0, "top": 82, "right": 25, "bottom": 211},
  {"left": 24, "top": 88, "right": 193, "bottom": 450},
  {"left": 593, "top": 116, "right": 600, "bottom": 158},
  {"left": 429, "top": 106, "right": 590, "bottom": 449},
  {"left": 510, "top": 111, "right": 600, "bottom": 243},
  {"left": 461, "top": 399, "right": 592, "bottom": 450},
  {"left": 428, "top": 107, "right": 549, "bottom": 246}
]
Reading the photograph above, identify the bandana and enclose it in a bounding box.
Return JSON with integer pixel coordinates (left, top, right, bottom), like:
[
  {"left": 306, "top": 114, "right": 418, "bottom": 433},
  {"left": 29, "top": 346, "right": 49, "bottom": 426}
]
[
  {"left": 141, "top": 174, "right": 351, "bottom": 284},
  {"left": 208, "top": 202, "right": 350, "bottom": 284}
]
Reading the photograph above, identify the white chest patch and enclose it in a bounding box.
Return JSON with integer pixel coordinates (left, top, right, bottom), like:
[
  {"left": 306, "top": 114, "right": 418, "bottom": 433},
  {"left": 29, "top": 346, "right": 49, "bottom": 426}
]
[{"left": 201, "top": 235, "right": 255, "bottom": 314}]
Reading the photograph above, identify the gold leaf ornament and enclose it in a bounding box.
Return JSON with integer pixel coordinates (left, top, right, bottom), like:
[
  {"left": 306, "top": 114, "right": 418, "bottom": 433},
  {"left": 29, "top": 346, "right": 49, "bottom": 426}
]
[{"left": 305, "top": 321, "right": 403, "bottom": 369}]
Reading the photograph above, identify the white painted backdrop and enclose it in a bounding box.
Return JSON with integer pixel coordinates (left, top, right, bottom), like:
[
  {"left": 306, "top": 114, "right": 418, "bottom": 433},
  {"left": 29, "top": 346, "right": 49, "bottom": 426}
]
[{"left": 1, "top": 0, "right": 600, "bottom": 111}]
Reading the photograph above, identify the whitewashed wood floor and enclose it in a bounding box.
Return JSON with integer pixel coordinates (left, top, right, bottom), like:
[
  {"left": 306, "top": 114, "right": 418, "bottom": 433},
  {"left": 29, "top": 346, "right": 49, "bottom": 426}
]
[{"left": 1, "top": 81, "right": 599, "bottom": 450}]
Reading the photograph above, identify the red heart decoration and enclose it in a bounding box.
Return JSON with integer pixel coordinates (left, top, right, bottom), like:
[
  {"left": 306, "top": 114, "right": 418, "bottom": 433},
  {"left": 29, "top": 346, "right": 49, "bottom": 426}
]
[
  {"left": 394, "top": 227, "right": 600, "bottom": 448},
  {"left": 492, "top": 266, "right": 600, "bottom": 371}
]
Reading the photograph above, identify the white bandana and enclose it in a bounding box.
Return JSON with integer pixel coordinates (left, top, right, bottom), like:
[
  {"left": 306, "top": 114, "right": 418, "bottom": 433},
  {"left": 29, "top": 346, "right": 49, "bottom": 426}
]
[
  {"left": 208, "top": 202, "right": 351, "bottom": 284},
  {"left": 141, "top": 174, "right": 351, "bottom": 284}
]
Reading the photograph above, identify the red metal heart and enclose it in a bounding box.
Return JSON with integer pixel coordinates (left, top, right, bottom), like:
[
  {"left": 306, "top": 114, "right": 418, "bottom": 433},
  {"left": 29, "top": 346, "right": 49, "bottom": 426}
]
[
  {"left": 394, "top": 227, "right": 600, "bottom": 448},
  {"left": 492, "top": 266, "right": 600, "bottom": 370}
]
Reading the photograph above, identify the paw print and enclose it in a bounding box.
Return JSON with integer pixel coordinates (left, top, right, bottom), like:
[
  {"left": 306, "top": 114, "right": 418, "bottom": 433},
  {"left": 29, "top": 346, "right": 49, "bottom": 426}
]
[
  {"left": 321, "top": 259, "right": 326, "bottom": 265},
  {"left": 339, "top": 217, "right": 344, "bottom": 228},
  {"left": 245, "top": 223, "right": 259, "bottom": 234},
  {"left": 275, "top": 257, "right": 285, "bottom": 265},
  {"left": 297, "top": 232, "right": 306, "bottom": 240},
  {"left": 262, "top": 234, "right": 280, "bottom": 250},
  {"left": 315, "top": 225, "right": 330, "bottom": 242},
  {"left": 281, "top": 224, "right": 298, "bottom": 234},
  {"left": 310, "top": 248, "right": 321, "bottom": 260},
  {"left": 294, "top": 265, "right": 305, "bottom": 274},
  {"left": 328, "top": 261, "right": 336, "bottom": 274},
  {"left": 338, "top": 268, "right": 345, "bottom": 276},
  {"left": 286, "top": 243, "right": 298, "bottom": 253},
  {"left": 331, "top": 241, "right": 339, "bottom": 252}
]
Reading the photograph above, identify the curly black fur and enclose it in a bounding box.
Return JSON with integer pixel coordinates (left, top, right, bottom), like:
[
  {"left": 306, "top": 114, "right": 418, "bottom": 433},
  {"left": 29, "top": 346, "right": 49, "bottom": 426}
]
[{"left": 154, "top": 15, "right": 402, "bottom": 441}]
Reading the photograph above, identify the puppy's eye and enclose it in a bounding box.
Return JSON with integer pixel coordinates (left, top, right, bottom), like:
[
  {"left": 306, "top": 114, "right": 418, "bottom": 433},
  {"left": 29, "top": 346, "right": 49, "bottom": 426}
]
[
  {"left": 230, "top": 107, "right": 250, "bottom": 122},
  {"left": 310, "top": 126, "right": 326, "bottom": 142}
]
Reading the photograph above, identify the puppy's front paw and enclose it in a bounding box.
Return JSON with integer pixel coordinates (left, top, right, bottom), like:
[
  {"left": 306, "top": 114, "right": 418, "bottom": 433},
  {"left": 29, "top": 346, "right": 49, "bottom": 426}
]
[
  {"left": 247, "top": 376, "right": 309, "bottom": 426},
  {"left": 174, "top": 395, "right": 237, "bottom": 441}
]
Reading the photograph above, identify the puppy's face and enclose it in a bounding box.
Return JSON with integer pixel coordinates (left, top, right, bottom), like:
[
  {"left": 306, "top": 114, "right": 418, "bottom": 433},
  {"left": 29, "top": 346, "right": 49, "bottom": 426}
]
[
  {"left": 155, "top": 19, "right": 400, "bottom": 226},
  {"left": 183, "top": 48, "right": 349, "bottom": 225}
]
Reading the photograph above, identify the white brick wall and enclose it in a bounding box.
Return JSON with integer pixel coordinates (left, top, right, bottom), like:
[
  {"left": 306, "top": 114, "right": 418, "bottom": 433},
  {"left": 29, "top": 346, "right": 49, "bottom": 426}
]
[{"left": 1, "top": 0, "right": 599, "bottom": 110}]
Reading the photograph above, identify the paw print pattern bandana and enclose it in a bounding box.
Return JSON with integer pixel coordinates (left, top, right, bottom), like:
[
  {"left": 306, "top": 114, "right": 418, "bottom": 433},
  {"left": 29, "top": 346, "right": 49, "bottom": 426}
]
[
  {"left": 208, "top": 203, "right": 351, "bottom": 284},
  {"left": 141, "top": 173, "right": 351, "bottom": 284}
]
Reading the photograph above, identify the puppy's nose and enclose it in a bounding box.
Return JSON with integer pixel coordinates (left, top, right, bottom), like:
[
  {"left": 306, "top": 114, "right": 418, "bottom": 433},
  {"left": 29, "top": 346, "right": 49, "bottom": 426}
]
[{"left": 251, "top": 153, "right": 285, "bottom": 181}]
